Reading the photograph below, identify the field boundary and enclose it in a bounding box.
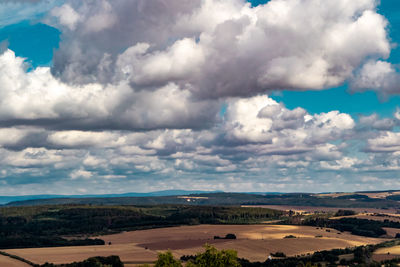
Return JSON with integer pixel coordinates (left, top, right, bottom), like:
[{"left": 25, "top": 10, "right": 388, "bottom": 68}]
[{"left": 0, "top": 250, "right": 36, "bottom": 266}]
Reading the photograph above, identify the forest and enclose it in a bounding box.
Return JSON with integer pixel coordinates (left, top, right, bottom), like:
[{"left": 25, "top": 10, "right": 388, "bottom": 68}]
[{"left": 0, "top": 204, "right": 283, "bottom": 249}]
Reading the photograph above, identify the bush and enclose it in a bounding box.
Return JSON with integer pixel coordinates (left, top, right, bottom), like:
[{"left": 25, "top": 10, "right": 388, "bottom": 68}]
[
  {"left": 270, "top": 252, "right": 286, "bottom": 257},
  {"left": 284, "top": 235, "right": 296, "bottom": 239},
  {"left": 37, "top": 255, "right": 123, "bottom": 267},
  {"left": 213, "top": 233, "right": 236, "bottom": 240},
  {"left": 225, "top": 233, "right": 236, "bottom": 239},
  {"left": 187, "top": 245, "right": 241, "bottom": 267},
  {"left": 180, "top": 245, "right": 241, "bottom": 267},
  {"left": 154, "top": 251, "right": 182, "bottom": 267},
  {"left": 335, "top": 209, "right": 356, "bottom": 217}
]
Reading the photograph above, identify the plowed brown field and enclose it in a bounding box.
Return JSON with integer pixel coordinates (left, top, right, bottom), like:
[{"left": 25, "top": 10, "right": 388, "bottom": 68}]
[{"left": 3, "top": 224, "right": 387, "bottom": 265}]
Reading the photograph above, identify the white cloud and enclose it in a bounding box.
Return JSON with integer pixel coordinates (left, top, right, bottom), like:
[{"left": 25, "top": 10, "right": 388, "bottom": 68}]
[
  {"left": 351, "top": 60, "right": 400, "bottom": 94},
  {"left": 224, "top": 95, "right": 277, "bottom": 143},
  {"left": 366, "top": 131, "right": 400, "bottom": 152},
  {"left": 222, "top": 95, "right": 354, "bottom": 151},
  {"left": 0, "top": 147, "right": 65, "bottom": 167},
  {"left": 50, "top": 4, "right": 80, "bottom": 30},
  {"left": 0, "top": 49, "right": 219, "bottom": 130},
  {"left": 70, "top": 169, "right": 93, "bottom": 179},
  {"left": 48, "top": 0, "right": 389, "bottom": 99},
  {"left": 47, "top": 131, "right": 124, "bottom": 148},
  {"left": 358, "top": 113, "right": 396, "bottom": 131},
  {"left": 119, "top": 38, "right": 206, "bottom": 86},
  {"left": 320, "top": 157, "right": 360, "bottom": 170}
]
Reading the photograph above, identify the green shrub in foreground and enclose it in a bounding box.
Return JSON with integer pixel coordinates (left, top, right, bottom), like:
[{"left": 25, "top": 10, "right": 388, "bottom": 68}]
[{"left": 154, "top": 245, "right": 241, "bottom": 267}]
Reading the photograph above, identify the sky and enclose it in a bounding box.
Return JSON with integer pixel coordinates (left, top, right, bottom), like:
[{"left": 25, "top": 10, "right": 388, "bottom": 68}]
[{"left": 0, "top": 0, "right": 400, "bottom": 195}]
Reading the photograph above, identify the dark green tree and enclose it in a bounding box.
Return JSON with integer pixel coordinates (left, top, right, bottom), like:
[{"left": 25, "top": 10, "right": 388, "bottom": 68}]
[
  {"left": 187, "top": 244, "right": 241, "bottom": 267},
  {"left": 154, "top": 251, "right": 182, "bottom": 267}
]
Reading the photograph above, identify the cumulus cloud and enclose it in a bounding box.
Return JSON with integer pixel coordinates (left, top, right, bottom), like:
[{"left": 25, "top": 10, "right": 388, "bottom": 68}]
[
  {"left": 0, "top": 49, "right": 219, "bottom": 130},
  {"left": 0, "top": 147, "right": 65, "bottom": 168},
  {"left": 0, "top": 0, "right": 391, "bottom": 130},
  {"left": 358, "top": 113, "right": 397, "bottom": 131},
  {"left": 223, "top": 95, "right": 354, "bottom": 151},
  {"left": 50, "top": 4, "right": 80, "bottom": 30},
  {"left": 320, "top": 157, "right": 360, "bottom": 170},
  {"left": 366, "top": 131, "right": 400, "bottom": 152},
  {"left": 70, "top": 169, "right": 93, "bottom": 180},
  {"left": 351, "top": 60, "right": 400, "bottom": 95},
  {"left": 47, "top": 0, "right": 389, "bottom": 98},
  {"left": 0, "top": 94, "right": 361, "bottom": 191}
]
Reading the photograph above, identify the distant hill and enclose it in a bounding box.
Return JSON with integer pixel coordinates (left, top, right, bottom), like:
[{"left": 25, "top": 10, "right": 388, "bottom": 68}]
[
  {"left": 3, "top": 192, "right": 285, "bottom": 206},
  {"left": 4, "top": 191, "right": 400, "bottom": 209},
  {"left": 0, "top": 190, "right": 224, "bottom": 205}
]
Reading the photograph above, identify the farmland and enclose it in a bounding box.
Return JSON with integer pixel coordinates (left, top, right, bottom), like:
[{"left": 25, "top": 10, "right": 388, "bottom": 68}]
[
  {"left": 373, "top": 245, "right": 400, "bottom": 263},
  {"left": 0, "top": 204, "right": 283, "bottom": 249},
  {"left": 242, "top": 205, "right": 400, "bottom": 215},
  {"left": 3, "top": 224, "right": 387, "bottom": 265},
  {"left": 0, "top": 254, "right": 30, "bottom": 267},
  {"left": 374, "top": 244, "right": 400, "bottom": 255},
  {"left": 1, "top": 192, "right": 400, "bottom": 266}
]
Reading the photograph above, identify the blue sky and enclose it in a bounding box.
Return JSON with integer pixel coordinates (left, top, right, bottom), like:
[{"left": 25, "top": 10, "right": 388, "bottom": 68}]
[
  {"left": 0, "top": 21, "right": 60, "bottom": 67},
  {"left": 0, "top": 0, "right": 400, "bottom": 195}
]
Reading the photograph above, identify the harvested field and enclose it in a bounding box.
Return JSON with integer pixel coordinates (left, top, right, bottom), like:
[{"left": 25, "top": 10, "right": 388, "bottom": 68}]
[
  {"left": 0, "top": 254, "right": 30, "bottom": 267},
  {"left": 375, "top": 245, "right": 400, "bottom": 255},
  {"left": 383, "top": 228, "right": 400, "bottom": 238},
  {"left": 242, "top": 205, "right": 399, "bottom": 214},
  {"left": 4, "top": 224, "right": 387, "bottom": 265},
  {"left": 318, "top": 191, "right": 400, "bottom": 199},
  {"left": 95, "top": 224, "right": 385, "bottom": 248},
  {"left": 3, "top": 244, "right": 157, "bottom": 266},
  {"left": 174, "top": 238, "right": 376, "bottom": 262},
  {"left": 373, "top": 245, "right": 400, "bottom": 262},
  {"left": 372, "top": 253, "right": 400, "bottom": 262}
]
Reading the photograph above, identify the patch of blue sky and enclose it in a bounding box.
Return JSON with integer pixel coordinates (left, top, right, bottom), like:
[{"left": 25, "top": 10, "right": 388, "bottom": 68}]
[
  {"left": 270, "top": 86, "right": 400, "bottom": 118},
  {"left": 0, "top": 21, "right": 60, "bottom": 67},
  {"left": 248, "top": 0, "right": 270, "bottom": 7},
  {"left": 0, "top": 0, "right": 63, "bottom": 68},
  {"left": 379, "top": 0, "right": 400, "bottom": 63}
]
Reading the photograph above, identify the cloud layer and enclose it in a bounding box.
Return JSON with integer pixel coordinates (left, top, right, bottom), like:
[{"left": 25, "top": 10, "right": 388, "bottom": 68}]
[{"left": 0, "top": 0, "right": 399, "bottom": 194}]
